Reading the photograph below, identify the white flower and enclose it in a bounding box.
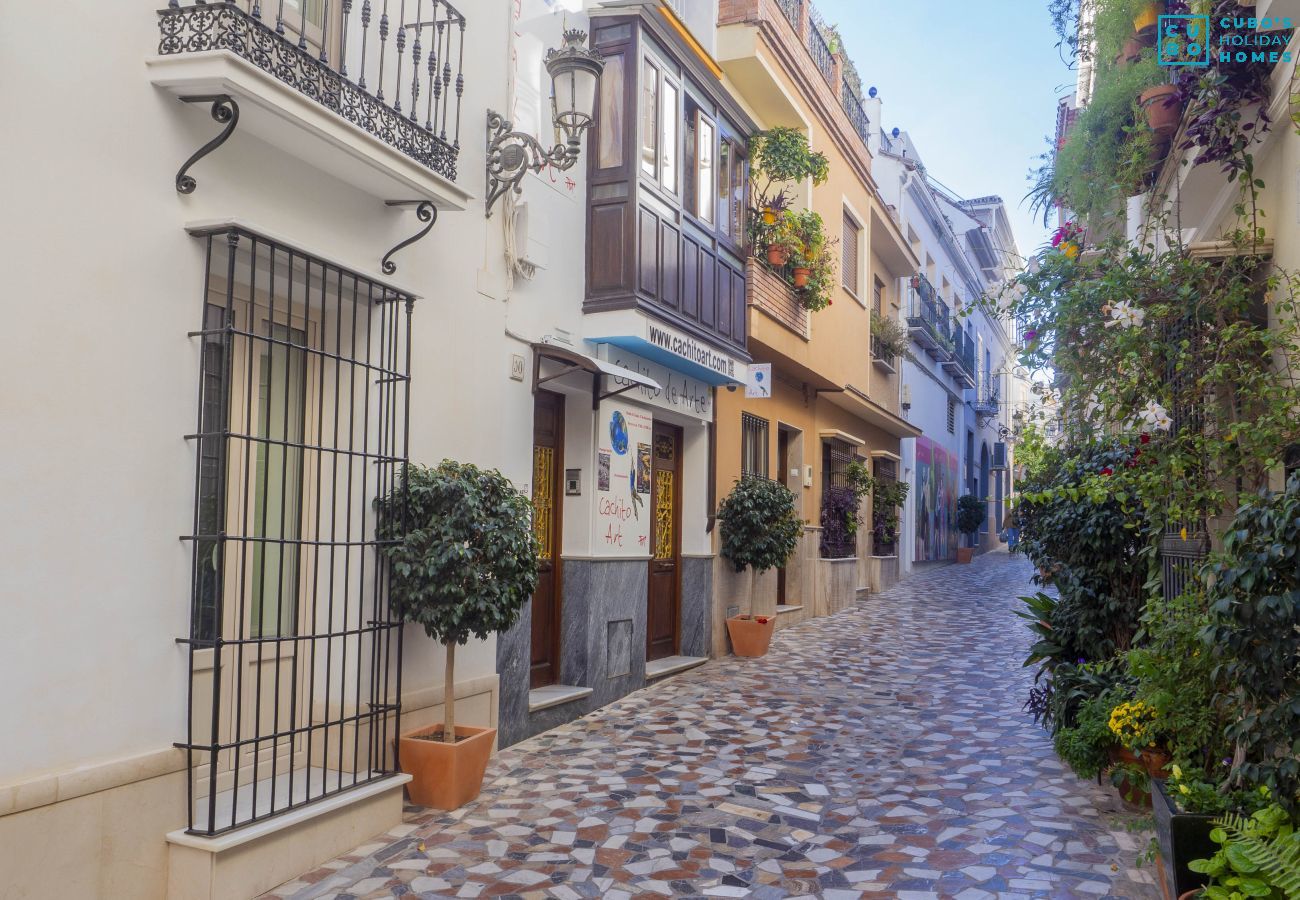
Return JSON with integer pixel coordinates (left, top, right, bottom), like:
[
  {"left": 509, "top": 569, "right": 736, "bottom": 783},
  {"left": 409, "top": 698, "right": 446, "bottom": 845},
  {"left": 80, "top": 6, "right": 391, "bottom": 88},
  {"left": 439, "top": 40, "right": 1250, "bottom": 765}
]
[
  {"left": 1139, "top": 399, "right": 1173, "bottom": 432},
  {"left": 1104, "top": 300, "right": 1146, "bottom": 329}
]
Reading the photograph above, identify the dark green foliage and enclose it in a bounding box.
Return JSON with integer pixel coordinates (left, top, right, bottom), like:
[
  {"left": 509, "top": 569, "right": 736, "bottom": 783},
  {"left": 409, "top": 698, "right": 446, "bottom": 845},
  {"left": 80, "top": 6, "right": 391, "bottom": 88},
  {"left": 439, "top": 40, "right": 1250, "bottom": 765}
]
[
  {"left": 717, "top": 477, "right": 802, "bottom": 574},
  {"left": 1204, "top": 475, "right": 1300, "bottom": 814},
  {"left": 1015, "top": 442, "right": 1149, "bottom": 661},
  {"left": 1054, "top": 692, "right": 1119, "bottom": 780},
  {"left": 375, "top": 461, "right": 538, "bottom": 647},
  {"left": 957, "top": 494, "right": 986, "bottom": 536},
  {"left": 1188, "top": 804, "right": 1300, "bottom": 899}
]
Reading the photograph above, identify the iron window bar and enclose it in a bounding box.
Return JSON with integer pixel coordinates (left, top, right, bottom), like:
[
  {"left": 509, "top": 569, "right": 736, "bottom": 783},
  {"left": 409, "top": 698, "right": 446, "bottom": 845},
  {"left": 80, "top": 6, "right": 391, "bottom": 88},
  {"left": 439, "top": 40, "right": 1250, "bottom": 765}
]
[
  {"left": 741, "top": 413, "right": 770, "bottom": 480},
  {"left": 157, "top": 0, "right": 466, "bottom": 182},
  {"left": 180, "top": 224, "right": 413, "bottom": 837}
]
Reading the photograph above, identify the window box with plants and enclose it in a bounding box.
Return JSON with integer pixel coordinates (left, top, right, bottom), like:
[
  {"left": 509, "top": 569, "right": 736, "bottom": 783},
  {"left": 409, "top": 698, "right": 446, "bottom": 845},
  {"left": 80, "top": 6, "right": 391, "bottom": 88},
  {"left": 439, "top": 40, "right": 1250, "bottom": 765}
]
[
  {"left": 376, "top": 461, "right": 538, "bottom": 811},
  {"left": 871, "top": 309, "right": 909, "bottom": 374},
  {"left": 716, "top": 476, "right": 803, "bottom": 657}
]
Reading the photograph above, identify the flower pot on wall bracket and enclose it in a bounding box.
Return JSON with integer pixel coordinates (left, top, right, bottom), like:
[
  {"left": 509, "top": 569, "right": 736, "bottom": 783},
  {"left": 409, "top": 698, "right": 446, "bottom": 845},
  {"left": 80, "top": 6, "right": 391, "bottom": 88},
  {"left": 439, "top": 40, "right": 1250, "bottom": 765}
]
[
  {"left": 767, "top": 244, "right": 790, "bottom": 267},
  {"left": 792, "top": 267, "right": 811, "bottom": 288},
  {"left": 726, "top": 614, "right": 776, "bottom": 657},
  {"left": 399, "top": 723, "right": 497, "bottom": 810},
  {"left": 1117, "top": 35, "right": 1145, "bottom": 66},
  {"left": 1140, "top": 85, "right": 1182, "bottom": 136}
]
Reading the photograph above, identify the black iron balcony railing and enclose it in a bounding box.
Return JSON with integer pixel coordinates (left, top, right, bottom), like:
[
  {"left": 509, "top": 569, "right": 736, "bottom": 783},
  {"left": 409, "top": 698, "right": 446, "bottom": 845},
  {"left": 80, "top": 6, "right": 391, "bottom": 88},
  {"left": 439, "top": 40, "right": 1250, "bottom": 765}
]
[
  {"left": 806, "top": 11, "right": 835, "bottom": 84},
  {"left": 842, "top": 80, "right": 870, "bottom": 145},
  {"left": 972, "top": 386, "right": 999, "bottom": 415},
  {"left": 906, "top": 277, "right": 948, "bottom": 354},
  {"left": 870, "top": 333, "right": 895, "bottom": 371},
  {"left": 158, "top": 0, "right": 465, "bottom": 182},
  {"left": 775, "top": 0, "right": 801, "bottom": 28}
]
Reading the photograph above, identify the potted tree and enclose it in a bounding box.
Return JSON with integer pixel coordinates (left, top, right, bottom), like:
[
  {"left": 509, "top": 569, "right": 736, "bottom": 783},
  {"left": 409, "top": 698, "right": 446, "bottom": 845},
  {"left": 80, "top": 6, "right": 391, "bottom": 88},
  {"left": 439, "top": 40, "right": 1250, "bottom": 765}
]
[
  {"left": 717, "top": 476, "right": 802, "bottom": 657},
  {"left": 748, "top": 127, "right": 830, "bottom": 265},
  {"left": 375, "top": 460, "right": 538, "bottom": 810},
  {"left": 956, "top": 494, "right": 985, "bottom": 563}
]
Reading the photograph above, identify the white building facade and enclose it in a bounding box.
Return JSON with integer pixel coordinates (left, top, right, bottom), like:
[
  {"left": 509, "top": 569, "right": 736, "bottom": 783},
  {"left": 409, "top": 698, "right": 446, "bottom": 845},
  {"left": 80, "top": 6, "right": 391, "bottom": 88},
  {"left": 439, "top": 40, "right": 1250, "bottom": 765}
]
[{"left": 0, "top": 1, "right": 746, "bottom": 897}]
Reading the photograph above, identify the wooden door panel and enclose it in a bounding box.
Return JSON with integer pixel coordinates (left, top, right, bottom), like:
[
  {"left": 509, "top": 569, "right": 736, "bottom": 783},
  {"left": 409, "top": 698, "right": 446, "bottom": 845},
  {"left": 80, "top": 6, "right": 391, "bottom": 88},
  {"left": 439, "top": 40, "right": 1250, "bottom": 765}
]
[
  {"left": 647, "top": 423, "right": 681, "bottom": 661},
  {"left": 530, "top": 391, "right": 565, "bottom": 688}
]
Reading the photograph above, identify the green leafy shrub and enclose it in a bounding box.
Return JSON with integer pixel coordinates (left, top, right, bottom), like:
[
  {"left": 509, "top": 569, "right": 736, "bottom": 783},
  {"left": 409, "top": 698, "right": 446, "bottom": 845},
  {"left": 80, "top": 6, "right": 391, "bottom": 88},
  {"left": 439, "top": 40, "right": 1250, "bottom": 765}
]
[
  {"left": 1189, "top": 803, "right": 1300, "bottom": 899},
  {"left": 749, "top": 126, "right": 829, "bottom": 212},
  {"left": 1054, "top": 692, "right": 1119, "bottom": 779},
  {"left": 1204, "top": 476, "right": 1300, "bottom": 815},
  {"left": 717, "top": 477, "right": 802, "bottom": 574},
  {"left": 957, "top": 494, "right": 986, "bottom": 536},
  {"left": 376, "top": 461, "right": 538, "bottom": 741}
]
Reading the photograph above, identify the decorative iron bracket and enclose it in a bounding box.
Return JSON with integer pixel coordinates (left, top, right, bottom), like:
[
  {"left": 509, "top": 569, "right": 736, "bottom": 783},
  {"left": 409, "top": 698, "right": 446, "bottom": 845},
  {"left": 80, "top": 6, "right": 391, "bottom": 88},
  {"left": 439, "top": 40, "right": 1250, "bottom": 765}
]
[
  {"left": 381, "top": 201, "right": 438, "bottom": 275},
  {"left": 175, "top": 95, "right": 240, "bottom": 194},
  {"left": 484, "top": 110, "right": 576, "bottom": 218}
]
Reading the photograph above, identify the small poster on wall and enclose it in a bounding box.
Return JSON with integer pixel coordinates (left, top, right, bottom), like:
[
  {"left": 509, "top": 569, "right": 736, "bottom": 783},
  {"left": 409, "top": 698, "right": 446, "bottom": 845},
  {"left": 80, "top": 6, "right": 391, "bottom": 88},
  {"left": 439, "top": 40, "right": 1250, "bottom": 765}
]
[
  {"left": 594, "top": 400, "right": 653, "bottom": 555},
  {"left": 597, "top": 451, "right": 611, "bottom": 492}
]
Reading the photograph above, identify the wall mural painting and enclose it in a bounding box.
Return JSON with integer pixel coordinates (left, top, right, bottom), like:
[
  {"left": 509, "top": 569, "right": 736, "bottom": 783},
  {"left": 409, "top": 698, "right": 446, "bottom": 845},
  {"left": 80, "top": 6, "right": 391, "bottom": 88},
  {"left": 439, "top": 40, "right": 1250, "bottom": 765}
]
[{"left": 914, "top": 436, "right": 959, "bottom": 562}]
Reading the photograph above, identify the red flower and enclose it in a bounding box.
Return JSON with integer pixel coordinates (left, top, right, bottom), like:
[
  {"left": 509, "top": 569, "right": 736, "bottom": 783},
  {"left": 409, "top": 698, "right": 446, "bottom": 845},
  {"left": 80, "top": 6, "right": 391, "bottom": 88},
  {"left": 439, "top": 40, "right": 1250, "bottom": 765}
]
[
  {"left": 1139, "top": 433, "right": 1151, "bottom": 445},
  {"left": 756, "top": 616, "right": 770, "bottom": 625},
  {"left": 1101, "top": 466, "right": 1114, "bottom": 476}
]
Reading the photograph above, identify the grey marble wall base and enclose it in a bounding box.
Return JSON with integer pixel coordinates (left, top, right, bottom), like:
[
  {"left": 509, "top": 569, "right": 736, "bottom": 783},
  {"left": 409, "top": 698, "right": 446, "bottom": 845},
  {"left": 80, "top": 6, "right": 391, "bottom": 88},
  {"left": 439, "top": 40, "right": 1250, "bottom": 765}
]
[
  {"left": 679, "top": 556, "right": 713, "bottom": 659},
  {"left": 496, "top": 558, "right": 654, "bottom": 748}
]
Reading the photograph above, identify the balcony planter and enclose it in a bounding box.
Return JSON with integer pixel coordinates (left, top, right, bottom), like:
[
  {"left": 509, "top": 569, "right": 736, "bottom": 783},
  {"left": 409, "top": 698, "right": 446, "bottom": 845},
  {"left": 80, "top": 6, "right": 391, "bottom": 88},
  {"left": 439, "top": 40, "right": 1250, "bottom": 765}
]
[
  {"left": 792, "top": 266, "right": 811, "bottom": 288},
  {"left": 767, "top": 243, "right": 791, "bottom": 266},
  {"left": 1152, "top": 779, "right": 1215, "bottom": 899},
  {"left": 726, "top": 614, "right": 777, "bottom": 657},
  {"left": 1140, "top": 85, "right": 1183, "bottom": 136},
  {"left": 956, "top": 546, "right": 974, "bottom": 564},
  {"left": 1117, "top": 35, "right": 1146, "bottom": 66},
  {"left": 399, "top": 724, "right": 497, "bottom": 810}
]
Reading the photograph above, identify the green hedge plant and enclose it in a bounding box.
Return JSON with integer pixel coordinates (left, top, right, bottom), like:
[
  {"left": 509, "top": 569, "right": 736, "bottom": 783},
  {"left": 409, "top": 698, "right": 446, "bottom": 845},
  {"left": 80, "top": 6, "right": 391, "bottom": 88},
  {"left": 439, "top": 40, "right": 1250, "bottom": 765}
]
[{"left": 376, "top": 461, "right": 538, "bottom": 743}]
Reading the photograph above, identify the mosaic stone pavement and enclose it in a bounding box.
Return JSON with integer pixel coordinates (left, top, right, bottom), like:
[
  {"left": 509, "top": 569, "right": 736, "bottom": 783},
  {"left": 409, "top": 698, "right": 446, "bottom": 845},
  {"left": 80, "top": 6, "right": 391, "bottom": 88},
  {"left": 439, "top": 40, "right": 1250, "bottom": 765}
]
[{"left": 264, "top": 550, "right": 1158, "bottom": 899}]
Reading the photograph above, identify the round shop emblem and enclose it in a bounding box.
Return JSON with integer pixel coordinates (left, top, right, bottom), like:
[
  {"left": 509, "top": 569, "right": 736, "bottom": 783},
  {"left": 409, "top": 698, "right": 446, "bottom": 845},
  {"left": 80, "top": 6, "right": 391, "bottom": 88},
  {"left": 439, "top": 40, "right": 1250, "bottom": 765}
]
[{"left": 609, "top": 410, "right": 629, "bottom": 455}]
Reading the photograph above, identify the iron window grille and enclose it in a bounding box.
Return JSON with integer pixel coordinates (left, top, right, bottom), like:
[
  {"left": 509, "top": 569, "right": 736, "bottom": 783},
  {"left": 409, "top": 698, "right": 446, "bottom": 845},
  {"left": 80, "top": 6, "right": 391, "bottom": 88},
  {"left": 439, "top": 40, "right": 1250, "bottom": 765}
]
[
  {"left": 820, "top": 439, "right": 859, "bottom": 559},
  {"left": 157, "top": 0, "right": 466, "bottom": 182},
  {"left": 871, "top": 457, "right": 899, "bottom": 556},
  {"left": 741, "top": 413, "right": 770, "bottom": 479},
  {"left": 180, "top": 225, "right": 413, "bottom": 836}
]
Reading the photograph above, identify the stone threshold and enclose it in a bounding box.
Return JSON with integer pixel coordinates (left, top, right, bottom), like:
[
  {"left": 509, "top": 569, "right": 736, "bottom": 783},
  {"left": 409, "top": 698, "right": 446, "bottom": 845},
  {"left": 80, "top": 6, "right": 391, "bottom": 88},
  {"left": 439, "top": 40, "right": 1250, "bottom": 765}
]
[
  {"left": 775, "top": 604, "right": 804, "bottom": 614},
  {"left": 645, "top": 655, "right": 708, "bottom": 681},
  {"left": 528, "top": 684, "right": 593, "bottom": 713}
]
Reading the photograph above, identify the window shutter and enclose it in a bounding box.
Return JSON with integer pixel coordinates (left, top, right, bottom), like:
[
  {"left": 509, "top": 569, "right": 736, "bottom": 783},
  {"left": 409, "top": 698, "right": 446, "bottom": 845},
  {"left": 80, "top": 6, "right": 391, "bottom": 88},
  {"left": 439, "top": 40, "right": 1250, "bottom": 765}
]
[{"left": 842, "top": 212, "right": 860, "bottom": 293}]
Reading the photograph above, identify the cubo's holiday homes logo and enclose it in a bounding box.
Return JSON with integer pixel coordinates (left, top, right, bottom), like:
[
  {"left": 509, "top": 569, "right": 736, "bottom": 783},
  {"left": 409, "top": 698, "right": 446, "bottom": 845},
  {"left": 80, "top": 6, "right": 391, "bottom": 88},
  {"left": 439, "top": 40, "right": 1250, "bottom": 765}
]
[{"left": 1158, "top": 13, "right": 1294, "bottom": 66}]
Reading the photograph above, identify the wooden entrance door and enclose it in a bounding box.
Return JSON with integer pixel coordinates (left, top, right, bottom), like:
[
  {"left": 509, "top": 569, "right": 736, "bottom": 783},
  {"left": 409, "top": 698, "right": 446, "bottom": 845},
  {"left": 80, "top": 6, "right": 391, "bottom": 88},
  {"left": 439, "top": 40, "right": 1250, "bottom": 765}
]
[
  {"left": 776, "top": 428, "right": 790, "bottom": 605},
  {"left": 530, "top": 391, "right": 565, "bottom": 688},
  {"left": 647, "top": 422, "right": 682, "bottom": 661}
]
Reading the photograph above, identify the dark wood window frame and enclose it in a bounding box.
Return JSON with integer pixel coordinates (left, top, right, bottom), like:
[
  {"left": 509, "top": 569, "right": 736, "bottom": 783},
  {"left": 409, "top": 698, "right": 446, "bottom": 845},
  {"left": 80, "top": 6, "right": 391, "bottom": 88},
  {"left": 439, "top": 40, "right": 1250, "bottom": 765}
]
[{"left": 585, "top": 13, "right": 756, "bottom": 360}]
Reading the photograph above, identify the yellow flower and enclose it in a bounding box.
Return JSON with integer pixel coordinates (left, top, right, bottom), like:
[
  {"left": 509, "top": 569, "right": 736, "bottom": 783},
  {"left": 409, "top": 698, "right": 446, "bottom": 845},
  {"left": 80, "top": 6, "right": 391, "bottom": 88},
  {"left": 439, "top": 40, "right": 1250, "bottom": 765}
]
[
  {"left": 1171, "top": 764, "right": 1183, "bottom": 780},
  {"left": 1179, "top": 784, "right": 1190, "bottom": 795},
  {"left": 1180, "top": 526, "right": 1188, "bottom": 541},
  {"left": 1063, "top": 242, "right": 1080, "bottom": 259}
]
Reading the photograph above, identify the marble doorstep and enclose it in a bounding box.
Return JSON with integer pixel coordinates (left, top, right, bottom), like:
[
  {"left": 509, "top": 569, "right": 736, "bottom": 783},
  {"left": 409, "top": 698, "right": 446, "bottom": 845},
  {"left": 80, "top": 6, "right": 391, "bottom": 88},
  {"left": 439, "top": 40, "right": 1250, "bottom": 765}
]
[
  {"left": 643, "top": 655, "right": 708, "bottom": 681},
  {"left": 527, "top": 684, "right": 593, "bottom": 713},
  {"left": 260, "top": 550, "right": 1157, "bottom": 900}
]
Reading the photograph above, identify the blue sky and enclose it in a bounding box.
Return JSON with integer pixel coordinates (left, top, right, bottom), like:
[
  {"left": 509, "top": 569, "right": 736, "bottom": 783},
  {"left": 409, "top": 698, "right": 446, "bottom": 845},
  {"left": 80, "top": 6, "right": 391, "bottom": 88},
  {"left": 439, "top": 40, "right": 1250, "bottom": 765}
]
[{"left": 818, "top": 0, "right": 1071, "bottom": 256}]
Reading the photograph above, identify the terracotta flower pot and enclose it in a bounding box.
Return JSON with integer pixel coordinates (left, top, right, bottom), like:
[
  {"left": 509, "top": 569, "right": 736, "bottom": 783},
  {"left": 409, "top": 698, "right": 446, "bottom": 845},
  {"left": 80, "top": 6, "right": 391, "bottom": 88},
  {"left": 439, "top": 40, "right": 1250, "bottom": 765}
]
[
  {"left": 792, "top": 267, "right": 811, "bottom": 288},
  {"left": 726, "top": 614, "right": 776, "bottom": 657},
  {"left": 1179, "top": 891, "right": 1202, "bottom": 900},
  {"left": 1109, "top": 746, "right": 1152, "bottom": 807},
  {"left": 956, "top": 546, "right": 974, "bottom": 564},
  {"left": 767, "top": 244, "right": 790, "bottom": 266},
  {"left": 1116, "top": 35, "right": 1145, "bottom": 65},
  {"left": 1142, "top": 747, "right": 1173, "bottom": 780},
  {"left": 1140, "top": 84, "right": 1183, "bottom": 136},
  {"left": 399, "top": 723, "right": 496, "bottom": 810}
]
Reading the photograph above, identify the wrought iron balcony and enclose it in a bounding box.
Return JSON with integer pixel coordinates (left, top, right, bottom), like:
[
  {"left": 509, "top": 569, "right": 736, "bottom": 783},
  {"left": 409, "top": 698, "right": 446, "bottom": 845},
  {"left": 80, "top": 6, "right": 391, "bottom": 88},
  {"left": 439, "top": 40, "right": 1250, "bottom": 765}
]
[
  {"left": 156, "top": 0, "right": 465, "bottom": 183},
  {"left": 942, "top": 331, "right": 977, "bottom": 388},
  {"left": 972, "top": 386, "right": 999, "bottom": 416},
  {"left": 906, "top": 277, "right": 949, "bottom": 357},
  {"left": 842, "top": 79, "right": 870, "bottom": 146},
  {"left": 806, "top": 7, "right": 835, "bottom": 85}
]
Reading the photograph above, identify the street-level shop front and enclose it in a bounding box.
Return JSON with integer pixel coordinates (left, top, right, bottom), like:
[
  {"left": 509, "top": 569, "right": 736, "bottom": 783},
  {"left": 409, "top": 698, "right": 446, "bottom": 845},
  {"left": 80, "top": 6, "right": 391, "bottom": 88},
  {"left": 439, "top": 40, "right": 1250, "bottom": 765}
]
[{"left": 495, "top": 327, "right": 745, "bottom": 746}]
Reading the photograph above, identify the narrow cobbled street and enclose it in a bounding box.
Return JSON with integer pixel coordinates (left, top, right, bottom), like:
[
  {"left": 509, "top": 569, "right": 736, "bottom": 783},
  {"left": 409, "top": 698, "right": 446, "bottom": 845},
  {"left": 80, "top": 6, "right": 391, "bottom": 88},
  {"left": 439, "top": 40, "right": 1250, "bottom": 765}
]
[{"left": 265, "top": 552, "right": 1156, "bottom": 900}]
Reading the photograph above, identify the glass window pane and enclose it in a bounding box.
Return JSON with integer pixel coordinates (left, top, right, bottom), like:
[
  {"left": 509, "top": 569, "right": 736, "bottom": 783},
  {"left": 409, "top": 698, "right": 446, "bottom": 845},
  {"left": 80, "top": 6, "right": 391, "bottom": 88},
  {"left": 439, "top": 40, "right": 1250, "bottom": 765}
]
[
  {"left": 683, "top": 104, "right": 698, "bottom": 215},
  {"left": 731, "top": 146, "right": 746, "bottom": 239},
  {"left": 598, "top": 54, "right": 625, "bottom": 169},
  {"left": 698, "top": 117, "right": 715, "bottom": 222},
  {"left": 717, "top": 141, "right": 731, "bottom": 238},
  {"left": 661, "top": 81, "right": 678, "bottom": 192},
  {"left": 251, "top": 324, "right": 307, "bottom": 639},
  {"left": 640, "top": 62, "right": 658, "bottom": 178}
]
